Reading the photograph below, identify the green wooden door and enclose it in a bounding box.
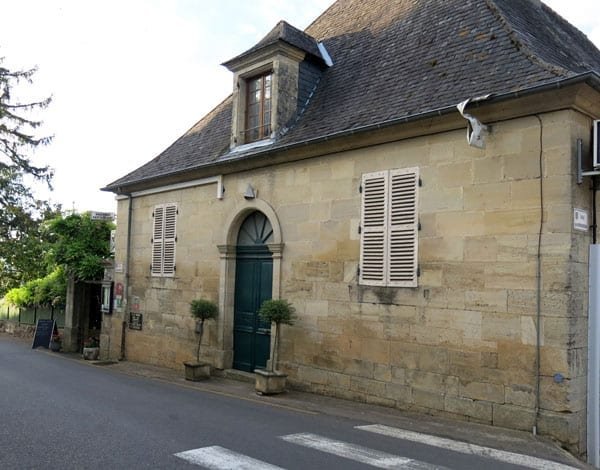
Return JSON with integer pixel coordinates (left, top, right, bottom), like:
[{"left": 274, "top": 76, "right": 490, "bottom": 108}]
[{"left": 233, "top": 212, "right": 274, "bottom": 372}]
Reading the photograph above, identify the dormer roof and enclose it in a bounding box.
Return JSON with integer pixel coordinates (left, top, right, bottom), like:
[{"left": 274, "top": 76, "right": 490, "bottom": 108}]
[
  {"left": 104, "top": 0, "right": 600, "bottom": 193},
  {"left": 222, "top": 20, "right": 325, "bottom": 70}
]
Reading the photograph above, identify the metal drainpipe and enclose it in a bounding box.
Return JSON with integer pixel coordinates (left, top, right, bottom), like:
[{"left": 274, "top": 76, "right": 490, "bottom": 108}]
[
  {"left": 120, "top": 193, "right": 133, "bottom": 361},
  {"left": 592, "top": 176, "right": 598, "bottom": 244},
  {"left": 533, "top": 115, "right": 544, "bottom": 436}
]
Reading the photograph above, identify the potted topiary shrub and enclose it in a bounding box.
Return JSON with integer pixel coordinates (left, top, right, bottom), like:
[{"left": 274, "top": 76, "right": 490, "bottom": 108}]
[
  {"left": 184, "top": 299, "right": 218, "bottom": 381},
  {"left": 255, "top": 299, "right": 296, "bottom": 395}
]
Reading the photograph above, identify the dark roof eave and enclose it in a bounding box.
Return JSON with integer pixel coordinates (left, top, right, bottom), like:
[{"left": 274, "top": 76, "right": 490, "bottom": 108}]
[{"left": 102, "top": 72, "right": 600, "bottom": 194}]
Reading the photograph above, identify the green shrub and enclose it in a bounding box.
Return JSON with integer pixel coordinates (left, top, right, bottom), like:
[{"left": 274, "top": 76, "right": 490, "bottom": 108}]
[
  {"left": 258, "top": 299, "right": 296, "bottom": 326},
  {"left": 189, "top": 299, "right": 219, "bottom": 321},
  {"left": 189, "top": 299, "right": 219, "bottom": 362}
]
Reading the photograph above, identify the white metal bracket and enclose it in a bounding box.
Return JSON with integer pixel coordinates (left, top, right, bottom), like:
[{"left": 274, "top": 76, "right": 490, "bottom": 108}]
[{"left": 578, "top": 139, "right": 600, "bottom": 184}]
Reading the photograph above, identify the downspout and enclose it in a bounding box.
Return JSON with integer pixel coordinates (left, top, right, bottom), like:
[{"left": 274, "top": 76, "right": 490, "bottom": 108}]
[
  {"left": 593, "top": 176, "right": 598, "bottom": 244},
  {"left": 533, "top": 115, "right": 544, "bottom": 435},
  {"left": 589, "top": 176, "right": 600, "bottom": 467},
  {"left": 120, "top": 192, "right": 133, "bottom": 361}
]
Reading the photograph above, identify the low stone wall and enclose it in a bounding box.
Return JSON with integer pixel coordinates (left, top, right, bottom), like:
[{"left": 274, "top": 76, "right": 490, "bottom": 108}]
[{"left": 0, "top": 320, "right": 36, "bottom": 338}]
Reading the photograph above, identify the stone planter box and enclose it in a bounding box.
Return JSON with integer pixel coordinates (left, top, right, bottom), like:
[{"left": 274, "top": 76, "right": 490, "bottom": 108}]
[
  {"left": 82, "top": 347, "right": 100, "bottom": 360},
  {"left": 255, "top": 369, "right": 287, "bottom": 395},
  {"left": 183, "top": 361, "right": 211, "bottom": 381}
]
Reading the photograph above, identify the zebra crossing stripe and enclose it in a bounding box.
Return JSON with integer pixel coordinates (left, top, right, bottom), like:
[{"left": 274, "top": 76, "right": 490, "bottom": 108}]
[
  {"left": 174, "top": 445, "right": 284, "bottom": 470},
  {"left": 356, "top": 424, "right": 578, "bottom": 470},
  {"left": 280, "top": 432, "right": 443, "bottom": 469}
]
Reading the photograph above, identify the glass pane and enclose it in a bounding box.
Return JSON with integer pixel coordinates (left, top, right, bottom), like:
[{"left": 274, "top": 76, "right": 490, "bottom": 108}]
[{"left": 237, "top": 211, "right": 274, "bottom": 245}]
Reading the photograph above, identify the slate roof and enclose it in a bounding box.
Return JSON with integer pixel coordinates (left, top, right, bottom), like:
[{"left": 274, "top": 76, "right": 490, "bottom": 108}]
[{"left": 104, "top": 0, "right": 600, "bottom": 192}]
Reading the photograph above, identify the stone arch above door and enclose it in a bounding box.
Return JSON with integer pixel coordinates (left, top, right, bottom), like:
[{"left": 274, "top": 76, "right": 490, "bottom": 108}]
[
  {"left": 214, "top": 198, "right": 283, "bottom": 370},
  {"left": 222, "top": 199, "right": 282, "bottom": 246}
]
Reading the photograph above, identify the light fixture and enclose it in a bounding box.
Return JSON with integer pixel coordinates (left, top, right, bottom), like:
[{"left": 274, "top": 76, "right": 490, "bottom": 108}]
[{"left": 243, "top": 184, "right": 256, "bottom": 200}]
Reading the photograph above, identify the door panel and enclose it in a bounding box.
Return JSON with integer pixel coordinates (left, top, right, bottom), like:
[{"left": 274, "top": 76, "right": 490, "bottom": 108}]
[{"left": 233, "top": 254, "right": 273, "bottom": 372}]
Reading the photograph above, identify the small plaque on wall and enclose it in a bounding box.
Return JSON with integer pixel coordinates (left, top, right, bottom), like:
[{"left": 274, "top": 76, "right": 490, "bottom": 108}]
[{"left": 129, "top": 312, "right": 143, "bottom": 330}]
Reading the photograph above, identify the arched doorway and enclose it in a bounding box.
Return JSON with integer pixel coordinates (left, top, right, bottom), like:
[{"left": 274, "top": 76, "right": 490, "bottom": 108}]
[{"left": 233, "top": 211, "right": 274, "bottom": 372}]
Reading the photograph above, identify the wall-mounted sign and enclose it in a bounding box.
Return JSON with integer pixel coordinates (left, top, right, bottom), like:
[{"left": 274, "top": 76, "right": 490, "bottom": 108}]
[
  {"left": 91, "top": 211, "right": 115, "bottom": 221},
  {"left": 574, "top": 208, "right": 589, "bottom": 232},
  {"left": 129, "top": 312, "right": 143, "bottom": 330},
  {"left": 131, "top": 296, "right": 140, "bottom": 313}
]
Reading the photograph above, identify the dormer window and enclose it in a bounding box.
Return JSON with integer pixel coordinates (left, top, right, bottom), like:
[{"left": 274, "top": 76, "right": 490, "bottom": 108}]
[
  {"left": 245, "top": 72, "right": 272, "bottom": 143},
  {"left": 222, "top": 20, "right": 329, "bottom": 150}
]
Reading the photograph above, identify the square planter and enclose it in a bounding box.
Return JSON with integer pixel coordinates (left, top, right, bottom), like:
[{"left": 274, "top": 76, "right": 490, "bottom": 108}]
[
  {"left": 254, "top": 369, "right": 287, "bottom": 395},
  {"left": 183, "top": 361, "right": 211, "bottom": 381},
  {"left": 82, "top": 347, "right": 99, "bottom": 360}
]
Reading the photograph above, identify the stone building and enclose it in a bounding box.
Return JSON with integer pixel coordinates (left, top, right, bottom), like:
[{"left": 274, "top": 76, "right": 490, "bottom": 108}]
[{"left": 102, "top": 0, "right": 600, "bottom": 456}]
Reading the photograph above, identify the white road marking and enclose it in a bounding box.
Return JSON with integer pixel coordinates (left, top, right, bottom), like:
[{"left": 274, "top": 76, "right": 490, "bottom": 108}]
[
  {"left": 174, "top": 446, "right": 284, "bottom": 469},
  {"left": 357, "top": 424, "right": 578, "bottom": 470},
  {"left": 280, "top": 432, "right": 443, "bottom": 469}
]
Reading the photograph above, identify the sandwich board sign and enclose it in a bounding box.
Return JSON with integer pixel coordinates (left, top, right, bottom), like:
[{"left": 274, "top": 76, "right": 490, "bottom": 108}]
[{"left": 32, "top": 319, "right": 58, "bottom": 349}]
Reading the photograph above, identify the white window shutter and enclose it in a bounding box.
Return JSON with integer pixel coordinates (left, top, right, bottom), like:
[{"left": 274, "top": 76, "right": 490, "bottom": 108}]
[
  {"left": 388, "top": 167, "right": 419, "bottom": 287},
  {"left": 162, "top": 204, "right": 177, "bottom": 276},
  {"left": 359, "top": 171, "right": 388, "bottom": 286},
  {"left": 151, "top": 206, "right": 164, "bottom": 276}
]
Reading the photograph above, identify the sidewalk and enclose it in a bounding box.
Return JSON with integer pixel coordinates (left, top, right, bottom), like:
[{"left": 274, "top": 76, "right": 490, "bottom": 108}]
[{"left": 54, "top": 349, "right": 587, "bottom": 469}]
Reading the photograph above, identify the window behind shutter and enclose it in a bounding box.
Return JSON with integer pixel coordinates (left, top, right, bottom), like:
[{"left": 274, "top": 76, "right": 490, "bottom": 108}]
[
  {"left": 359, "top": 171, "right": 388, "bottom": 286},
  {"left": 388, "top": 168, "right": 418, "bottom": 287},
  {"left": 162, "top": 204, "right": 177, "bottom": 276},
  {"left": 151, "top": 206, "right": 164, "bottom": 276}
]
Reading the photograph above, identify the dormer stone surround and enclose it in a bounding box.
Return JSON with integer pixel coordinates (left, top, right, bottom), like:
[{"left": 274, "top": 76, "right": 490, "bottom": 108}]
[{"left": 222, "top": 21, "right": 327, "bottom": 150}]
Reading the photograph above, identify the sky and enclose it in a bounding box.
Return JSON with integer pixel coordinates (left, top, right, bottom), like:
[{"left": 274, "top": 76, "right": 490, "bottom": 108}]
[{"left": 1, "top": 0, "right": 599, "bottom": 214}]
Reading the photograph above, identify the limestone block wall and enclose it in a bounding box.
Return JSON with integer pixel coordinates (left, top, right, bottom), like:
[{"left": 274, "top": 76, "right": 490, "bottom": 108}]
[
  {"left": 109, "top": 108, "right": 592, "bottom": 453},
  {"left": 268, "top": 110, "right": 589, "bottom": 454}
]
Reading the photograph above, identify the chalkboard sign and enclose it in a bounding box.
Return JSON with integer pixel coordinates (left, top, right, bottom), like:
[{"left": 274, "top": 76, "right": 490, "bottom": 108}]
[
  {"left": 129, "top": 312, "right": 142, "bottom": 330},
  {"left": 32, "top": 319, "right": 58, "bottom": 349}
]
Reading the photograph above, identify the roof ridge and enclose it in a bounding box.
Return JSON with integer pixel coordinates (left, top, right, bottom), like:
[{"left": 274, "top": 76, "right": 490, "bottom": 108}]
[{"left": 484, "top": 0, "right": 570, "bottom": 78}]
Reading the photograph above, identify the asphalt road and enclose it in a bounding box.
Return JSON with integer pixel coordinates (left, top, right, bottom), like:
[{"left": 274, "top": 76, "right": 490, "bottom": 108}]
[{"left": 0, "top": 336, "right": 577, "bottom": 469}]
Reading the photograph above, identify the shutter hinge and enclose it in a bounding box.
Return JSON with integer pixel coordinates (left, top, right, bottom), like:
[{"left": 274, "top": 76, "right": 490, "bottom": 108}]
[
  {"left": 419, "top": 178, "right": 423, "bottom": 187},
  {"left": 359, "top": 185, "right": 363, "bottom": 193},
  {"left": 176, "top": 209, "right": 179, "bottom": 215},
  {"left": 418, "top": 222, "right": 421, "bottom": 231},
  {"left": 151, "top": 238, "right": 153, "bottom": 243},
  {"left": 357, "top": 266, "right": 360, "bottom": 276},
  {"left": 417, "top": 266, "right": 421, "bottom": 277},
  {"left": 358, "top": 226, "right": 362, "bottom": 234},
  {"left": 150, "top": 264, "right": 152, "bottom": 271},
  {"left": 174, "top": 265, "right": 176, "bottom": 272},
  {"left": 175, "top": 236, "right": 178, "bottom": 242}
]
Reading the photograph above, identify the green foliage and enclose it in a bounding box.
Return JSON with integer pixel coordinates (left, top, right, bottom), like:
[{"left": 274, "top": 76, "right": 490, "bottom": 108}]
[
  {"left": 0, "top": 56, "right": 56, "bottom": 295},
  {"left": 3, "top": 285, "right": 30, "bottom": 307},
  {"left": 189, "top": 299, "right": 219, "bottom": 362},
  {"left": 0, "top": 199, "right": 59, "bottom": 296},
  {"left": 45, "top": 213, "right": 113, "bottom": 281},
  {"left": 0, "top": 57, "right": 53, "bottom": 183},
  {"left": 2, "top": 267, "right": 65, "bottom": 307},
  {"left": 259, "top": 299, "right": 296, "bottom": 372},
  {"left": 258, "top": 299, "right": 296, "bottom": 326},
  {"left": 190, "top": 299, "right": 219, "bottom": 321}
]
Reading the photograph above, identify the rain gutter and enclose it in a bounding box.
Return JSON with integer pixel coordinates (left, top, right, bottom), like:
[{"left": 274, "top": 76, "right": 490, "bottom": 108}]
[{"left": 104, "top": 72, "right": 600, "bottom": 194}]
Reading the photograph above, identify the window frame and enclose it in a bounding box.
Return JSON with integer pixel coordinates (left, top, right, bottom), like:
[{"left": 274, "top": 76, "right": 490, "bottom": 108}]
[
  {"left": 151, "top": 203, "right": 177, "bottom": 277},
  {"left": 244, "top": 71, "right": 272, "bottom": 143},
  {"left": 359, "top": 167, "right": 419, "bottom": 288}
]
